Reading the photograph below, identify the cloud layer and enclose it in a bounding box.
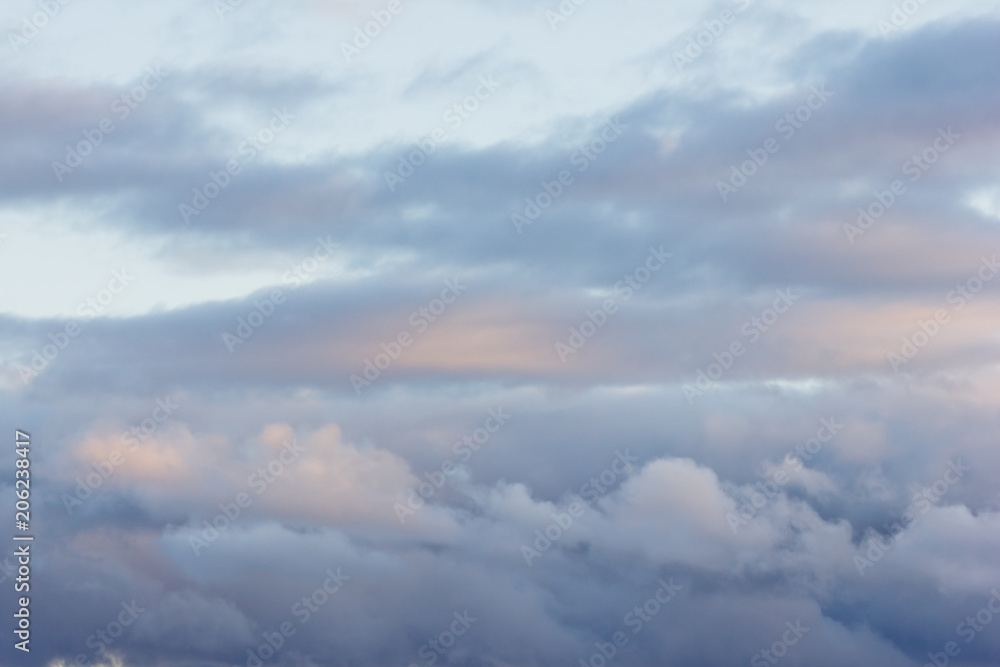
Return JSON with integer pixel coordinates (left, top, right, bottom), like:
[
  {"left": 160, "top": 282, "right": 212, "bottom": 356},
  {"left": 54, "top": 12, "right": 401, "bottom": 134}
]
[{"left": 2, "top": 0, "right": 1000, "bottom": 665}]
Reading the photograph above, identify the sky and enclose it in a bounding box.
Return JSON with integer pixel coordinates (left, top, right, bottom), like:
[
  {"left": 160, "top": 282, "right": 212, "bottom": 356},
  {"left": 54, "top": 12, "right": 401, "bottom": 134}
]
[{"left": 2, "top": 0, "right": 1000, "bottom": 665}]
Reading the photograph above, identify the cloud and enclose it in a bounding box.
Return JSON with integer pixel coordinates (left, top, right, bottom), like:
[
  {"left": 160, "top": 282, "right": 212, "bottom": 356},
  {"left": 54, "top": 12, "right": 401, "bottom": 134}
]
[{"left": 4, "top": 2, "right": 1000, "bottom": 666}]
